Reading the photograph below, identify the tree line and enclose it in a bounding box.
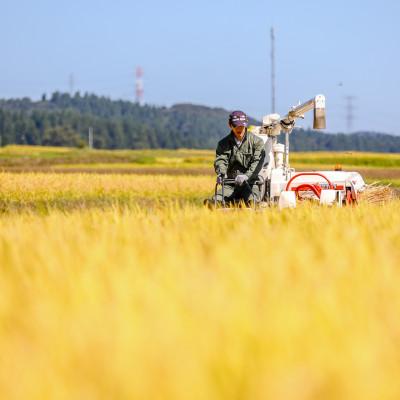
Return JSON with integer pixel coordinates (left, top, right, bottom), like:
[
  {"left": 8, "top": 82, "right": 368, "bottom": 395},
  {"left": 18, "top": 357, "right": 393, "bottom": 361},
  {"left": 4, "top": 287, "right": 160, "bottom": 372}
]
[{"left": 0, "top": 92, "right": 399, "bottom": 152}]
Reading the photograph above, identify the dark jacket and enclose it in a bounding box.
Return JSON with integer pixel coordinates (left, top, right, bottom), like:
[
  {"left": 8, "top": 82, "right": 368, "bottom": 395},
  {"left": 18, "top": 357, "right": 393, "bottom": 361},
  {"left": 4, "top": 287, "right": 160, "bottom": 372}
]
[{"left": 214, "top": 131, "right": 265, "bottom": 182}]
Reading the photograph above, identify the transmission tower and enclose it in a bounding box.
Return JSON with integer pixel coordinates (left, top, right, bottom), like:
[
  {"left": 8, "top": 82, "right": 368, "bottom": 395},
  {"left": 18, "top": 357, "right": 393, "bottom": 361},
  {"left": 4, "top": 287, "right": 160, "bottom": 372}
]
[
  {"left": 68, "top": 73, "right": 75, "bottom": 95},
  {"left": 345, "top": 95, "right": 356, "bottom": 132},
  {"left": 135, "top": 67, "right": 144, "bottom": 104},
  {"left": 270, "top": 27, "right": 276, "bottom": 113}
]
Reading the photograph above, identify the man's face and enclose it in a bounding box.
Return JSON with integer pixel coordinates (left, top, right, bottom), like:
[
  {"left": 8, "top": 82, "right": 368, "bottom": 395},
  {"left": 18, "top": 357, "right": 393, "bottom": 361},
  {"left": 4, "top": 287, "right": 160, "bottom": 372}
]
[{"left": 230, "top": 124, "right": 246, "bottom": 140}]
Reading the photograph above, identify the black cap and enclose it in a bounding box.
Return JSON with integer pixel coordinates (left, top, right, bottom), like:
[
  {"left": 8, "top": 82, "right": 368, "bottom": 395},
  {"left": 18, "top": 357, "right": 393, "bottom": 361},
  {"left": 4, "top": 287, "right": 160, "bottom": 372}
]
[{"left": 229, "top": 110, "right": 248, "bottom": 127}]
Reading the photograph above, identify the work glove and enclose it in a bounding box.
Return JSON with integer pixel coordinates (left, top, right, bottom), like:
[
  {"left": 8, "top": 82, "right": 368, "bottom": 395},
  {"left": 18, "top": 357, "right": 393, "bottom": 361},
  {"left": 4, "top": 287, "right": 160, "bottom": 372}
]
[
  {"left": 217, "top": 172, "right": 226, "bottom": 184},
  {"left": 235, "top": 174, "right": 248, "bottom": 186}
]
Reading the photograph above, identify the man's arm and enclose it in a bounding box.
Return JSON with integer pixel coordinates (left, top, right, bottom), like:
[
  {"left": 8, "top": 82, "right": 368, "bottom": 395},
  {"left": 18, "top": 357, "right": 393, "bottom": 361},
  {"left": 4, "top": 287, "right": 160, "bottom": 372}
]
[
  {"left": 245, "top": 138, "right": 265, "bottom": 180},
  {"left": 214, "top": 141, "right": 230, "bottom": 176}
]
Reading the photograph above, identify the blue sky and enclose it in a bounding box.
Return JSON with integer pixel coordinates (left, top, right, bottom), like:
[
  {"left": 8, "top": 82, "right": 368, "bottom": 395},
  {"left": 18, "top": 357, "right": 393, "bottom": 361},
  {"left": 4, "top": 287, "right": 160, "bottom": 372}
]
[{"left": 1, "top": 0, "right": 399, "bottom": 134}]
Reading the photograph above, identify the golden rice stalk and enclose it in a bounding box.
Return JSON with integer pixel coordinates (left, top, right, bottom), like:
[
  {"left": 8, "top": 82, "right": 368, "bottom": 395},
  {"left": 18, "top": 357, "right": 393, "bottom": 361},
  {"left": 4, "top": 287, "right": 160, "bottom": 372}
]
[{"left": 359, "top": 182, "right": 397, "bottom": 204}]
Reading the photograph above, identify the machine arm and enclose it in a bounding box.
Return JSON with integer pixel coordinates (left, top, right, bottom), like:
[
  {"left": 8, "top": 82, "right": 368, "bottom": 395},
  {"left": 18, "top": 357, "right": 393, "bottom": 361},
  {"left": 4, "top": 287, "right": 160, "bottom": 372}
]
[
  {"left": 260, "top": 94, "right": 326, "bottom": 136},
  {"left": 280, "top": 94, "right": 326, "bottom": 130}
]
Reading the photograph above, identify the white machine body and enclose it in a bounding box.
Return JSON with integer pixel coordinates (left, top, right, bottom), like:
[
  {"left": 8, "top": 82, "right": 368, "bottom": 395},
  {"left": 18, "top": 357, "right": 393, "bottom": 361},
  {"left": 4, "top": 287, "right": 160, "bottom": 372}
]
[{"left": 249, "top": 95, "right": 366, "bottom": 208}]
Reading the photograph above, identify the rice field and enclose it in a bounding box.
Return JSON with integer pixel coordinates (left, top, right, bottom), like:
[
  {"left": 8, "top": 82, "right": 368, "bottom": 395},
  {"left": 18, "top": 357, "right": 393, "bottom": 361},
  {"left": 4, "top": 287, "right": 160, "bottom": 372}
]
[
  {"left": 0, "top": 172, "right": 212, "bottom": 213},
  {"left": 1, "top": 146, "right": 400, "bottom": 186},
  {"left": 0, "top": 146, "right": 400, "bottom": 399}
]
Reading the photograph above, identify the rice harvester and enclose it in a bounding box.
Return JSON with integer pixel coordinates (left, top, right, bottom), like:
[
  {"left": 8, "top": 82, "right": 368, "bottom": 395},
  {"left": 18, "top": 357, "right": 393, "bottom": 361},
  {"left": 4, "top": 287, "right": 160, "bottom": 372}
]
[{"left": 215, "top": 95, "right": 366, "bottom": 208}]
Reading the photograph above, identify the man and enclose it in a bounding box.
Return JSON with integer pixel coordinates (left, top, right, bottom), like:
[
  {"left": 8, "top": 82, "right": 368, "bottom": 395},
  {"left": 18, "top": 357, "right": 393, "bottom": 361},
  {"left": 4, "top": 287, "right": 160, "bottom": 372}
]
[{"left": 213, "top": 110, "right": 265, "bottom": 205}]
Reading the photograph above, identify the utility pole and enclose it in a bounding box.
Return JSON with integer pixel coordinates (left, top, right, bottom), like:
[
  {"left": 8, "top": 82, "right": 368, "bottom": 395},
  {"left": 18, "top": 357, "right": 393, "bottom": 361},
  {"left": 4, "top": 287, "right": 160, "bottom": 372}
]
[
  {"left": 88, "top": 126, "right": 93, "bottom": 149},
  {"left": 345, "top": 95, "right": 355, "bottom": 132},
  {"left": 270, "top": 27, "right": 276, "bottom": 113}
]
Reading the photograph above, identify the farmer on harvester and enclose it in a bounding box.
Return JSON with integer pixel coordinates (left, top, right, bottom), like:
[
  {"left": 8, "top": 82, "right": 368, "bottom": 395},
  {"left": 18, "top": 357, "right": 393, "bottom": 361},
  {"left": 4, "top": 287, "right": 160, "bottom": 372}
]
[{"left": 211, "top": 111, "right": 265, "bottom": 205}]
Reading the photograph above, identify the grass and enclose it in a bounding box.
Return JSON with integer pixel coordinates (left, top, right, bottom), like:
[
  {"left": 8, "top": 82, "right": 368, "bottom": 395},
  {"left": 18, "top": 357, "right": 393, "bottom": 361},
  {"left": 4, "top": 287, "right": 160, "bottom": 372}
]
[
  {"left": 2, "top": 146, "right": 399, "bottom": 168},
  {"left": 1, "top": 203, "right": 400, "bottom": 399},
  {"left": 290, "top": 152, "right": 400, "bottom": 168},
  {"left": 368, "top": 178, "right": 400, "bottom": 187},
  {"left": 0, "top": 145, "right": 214, "bottom": 167}
]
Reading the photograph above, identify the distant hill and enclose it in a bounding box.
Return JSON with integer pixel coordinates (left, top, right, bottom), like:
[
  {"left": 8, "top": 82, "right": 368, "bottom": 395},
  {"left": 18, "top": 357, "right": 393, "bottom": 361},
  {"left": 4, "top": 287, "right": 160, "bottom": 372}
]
[{"left": 0, "top": 92, "right": 399, "bottom": 152}]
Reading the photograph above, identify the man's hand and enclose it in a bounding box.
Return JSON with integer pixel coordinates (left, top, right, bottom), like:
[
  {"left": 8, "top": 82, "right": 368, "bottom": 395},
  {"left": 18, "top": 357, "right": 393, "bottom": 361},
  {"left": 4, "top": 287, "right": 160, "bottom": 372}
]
[
  {"left": 217, "top": 172, "right": 226, "bottom": 184},
  {"left": 235, "top": 174, "right": 248, "bottom": 186}
]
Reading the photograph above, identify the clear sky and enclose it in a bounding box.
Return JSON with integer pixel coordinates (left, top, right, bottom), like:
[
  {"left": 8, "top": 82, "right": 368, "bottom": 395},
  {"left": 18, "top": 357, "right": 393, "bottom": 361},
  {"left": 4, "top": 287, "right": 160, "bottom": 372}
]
[{"left": 1, "top": 0, "right": 399, "bottom": 134}]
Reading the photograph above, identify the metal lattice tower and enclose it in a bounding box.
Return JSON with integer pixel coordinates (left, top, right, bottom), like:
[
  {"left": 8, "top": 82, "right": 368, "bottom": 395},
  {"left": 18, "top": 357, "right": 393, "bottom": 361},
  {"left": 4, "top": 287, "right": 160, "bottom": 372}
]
[
  {"left": 135, "top": 67, "right": 144, "bottom": 104},
  {"left": 68, "top": 73, "right": 75, "bottom": 96}
]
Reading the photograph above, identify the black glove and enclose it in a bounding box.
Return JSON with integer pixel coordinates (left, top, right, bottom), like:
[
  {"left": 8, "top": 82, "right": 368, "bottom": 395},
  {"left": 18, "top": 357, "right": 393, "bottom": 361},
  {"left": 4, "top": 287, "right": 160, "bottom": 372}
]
[{"left": 235, "top": 174, "right": 248, "bottom": 186}]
